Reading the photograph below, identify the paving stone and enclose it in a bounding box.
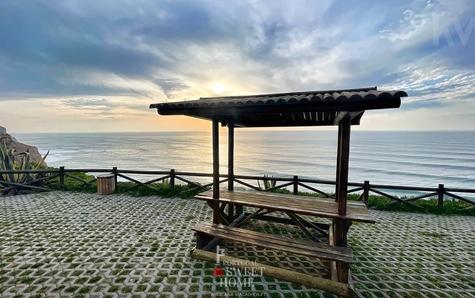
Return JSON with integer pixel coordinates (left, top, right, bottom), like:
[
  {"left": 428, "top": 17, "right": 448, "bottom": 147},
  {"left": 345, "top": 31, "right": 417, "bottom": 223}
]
[{"left": 1, "top": 191, "right": 474, "bottom": 297}]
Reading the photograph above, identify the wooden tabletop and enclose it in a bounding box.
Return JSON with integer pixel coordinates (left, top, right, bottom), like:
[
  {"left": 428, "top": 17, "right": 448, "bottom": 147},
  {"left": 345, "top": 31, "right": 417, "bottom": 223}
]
[{"left": 195, "top": 190, "right": 375, "bottom": 223}]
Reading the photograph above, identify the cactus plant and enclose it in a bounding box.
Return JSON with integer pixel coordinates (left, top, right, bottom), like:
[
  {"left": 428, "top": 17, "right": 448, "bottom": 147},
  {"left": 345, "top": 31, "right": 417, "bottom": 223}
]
[
  {"left": 0, "top": 142, "right": 49, "bottom": 195},
  {"left": 258, "top": 175, "right": 277, "bottom": 190}
]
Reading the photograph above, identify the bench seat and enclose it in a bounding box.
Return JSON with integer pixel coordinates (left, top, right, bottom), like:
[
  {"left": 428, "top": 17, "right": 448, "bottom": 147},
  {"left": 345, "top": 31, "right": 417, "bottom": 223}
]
[{"left": 192, "top": 223, "right": 353, "bottom": 263}]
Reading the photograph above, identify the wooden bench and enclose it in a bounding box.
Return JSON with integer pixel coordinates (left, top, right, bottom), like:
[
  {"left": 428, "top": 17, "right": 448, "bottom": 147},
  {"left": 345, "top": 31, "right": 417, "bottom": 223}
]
[{"left": 193, "top": 223, "right": 353, "bottom": 263}]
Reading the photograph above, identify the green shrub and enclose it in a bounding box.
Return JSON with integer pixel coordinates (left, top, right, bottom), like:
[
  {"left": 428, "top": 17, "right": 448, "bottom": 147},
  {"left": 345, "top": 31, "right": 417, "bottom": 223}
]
[
  {"left": 0, "top": 142, "right": 49, "bottom": 195},
  {"left": 266, "top": 188, "right": 474, "bottom": 216}
]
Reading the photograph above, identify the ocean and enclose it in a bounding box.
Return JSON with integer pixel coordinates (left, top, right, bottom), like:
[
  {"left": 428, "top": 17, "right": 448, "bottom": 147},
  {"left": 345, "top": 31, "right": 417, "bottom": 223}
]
[{"left": 13, "top": 130, "right": 475, "bottom": 191}]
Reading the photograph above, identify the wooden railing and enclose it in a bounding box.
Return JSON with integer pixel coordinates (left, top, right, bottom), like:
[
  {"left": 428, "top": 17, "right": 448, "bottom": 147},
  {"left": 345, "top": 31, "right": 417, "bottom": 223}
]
[{"left": 1, "top": 167, "right": 474, "bottom": 208}]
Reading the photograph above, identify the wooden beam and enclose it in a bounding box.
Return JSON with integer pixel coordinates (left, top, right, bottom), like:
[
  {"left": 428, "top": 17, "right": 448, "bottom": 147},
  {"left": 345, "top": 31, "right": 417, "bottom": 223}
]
[
  {"left": 334, "top": 111, "right": 364, "bottom": 125},
  {"left": 335, "top": 121, "right": 343, "bottom": 202},
  {"left": 228, "top": 122, "right": 234, "bottom": 191},
  {"left": 334, "top": 116, "right": 351, "bottom": 285},
  {"left": 191, "top": 249, "right": 352, "bottom": 297},
  {"left": 200, "top": 212, "right": 247, "bottom": 251},
  {"left": 328, "top": 224, "right": 338, "bottom": 282},
  {"left": 227, "top": 122, "right": 236, "bottom": 218},
  {"left": 212, "top": 119, "right": 220, "bottom": 224},
  {"left": 336, "top": 116, "right": 351, "bottom": 215}
]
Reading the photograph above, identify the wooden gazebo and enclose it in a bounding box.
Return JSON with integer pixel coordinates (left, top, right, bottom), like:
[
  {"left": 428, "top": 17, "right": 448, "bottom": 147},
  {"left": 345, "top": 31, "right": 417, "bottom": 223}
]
[{"left": 150, "top": 87, "right": 406, "bottom": 296}]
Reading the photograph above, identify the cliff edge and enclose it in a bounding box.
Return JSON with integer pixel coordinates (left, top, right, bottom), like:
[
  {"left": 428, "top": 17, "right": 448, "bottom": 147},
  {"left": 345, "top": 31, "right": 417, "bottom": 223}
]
[{"left": 0, "top": 126, "right": 46, "bottom": 166}]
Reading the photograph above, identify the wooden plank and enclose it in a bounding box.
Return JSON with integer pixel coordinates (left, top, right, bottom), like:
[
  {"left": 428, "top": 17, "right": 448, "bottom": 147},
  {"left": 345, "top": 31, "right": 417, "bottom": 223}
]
[
  {"left": 0, "top": 181, "right": 49, "bottom": 192},
  {"left": 370, "top": 188, "right": 423, "bottom": 209},
  {"left": 234, "top": 178, "right": 261, "bottom": 191},
  {"left": 201, "top": 212, "right": 246, "bottom": 251},
  {"left": 263, "top": 181, "right": 294, "bottom": 192},
  {"left": 197, "top": 193, "right": 367, "bottom": 217},
  {"left": 195, "top": 190, "right": 375, "bottom": 223},
  {"left": 193, "top": 223, "right": 352, "bottom": 263},
  {"left": 212, "top": 119, "right": 220, "bottom": 224},
  {"left": 199, "top": 189, "right": 367, "bottom": 208},
  {"left": 195, "top": 191, "right": 371, "bottom": 220},
  {"left": 284, "top": 211, "right": 321, "bottom": 242},
  {"left": 116, "top": 173, "right": 155, "bottom": 191},
  {"left": 252, "top": 213, "right": 330, "bottom": 230},
  {"left": 191, "top": 249, "right": 352, "bottom": 297},
  {"left": 1, "top": 174, "right": 59, "bottom": 194},
  {"left": 444, "top": 191, "right": 475, "bottom": 205},
  {"left": 193, "top": 224, "right": 352, "bottom": 262},
  {"left": 298, "top": 182, "right": 334, "bottom": 198}
]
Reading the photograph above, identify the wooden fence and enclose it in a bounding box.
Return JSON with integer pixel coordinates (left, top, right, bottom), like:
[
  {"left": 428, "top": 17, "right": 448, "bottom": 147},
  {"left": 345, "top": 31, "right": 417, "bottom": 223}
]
[{"left": 0, "top": 167, "right": 474, "bottom": 209}]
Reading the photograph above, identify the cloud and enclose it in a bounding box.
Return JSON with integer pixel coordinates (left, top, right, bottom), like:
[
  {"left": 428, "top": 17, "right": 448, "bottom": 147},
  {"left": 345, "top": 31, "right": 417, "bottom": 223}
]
[
  {"left": 0, "top": 0, "right": 474, "bottom": 131},
  {"left": 383, "top": 61, "right": 475, "bottom": 107},
  {"left": 62, "top": 98, "right": 144, "bottom": 110}
]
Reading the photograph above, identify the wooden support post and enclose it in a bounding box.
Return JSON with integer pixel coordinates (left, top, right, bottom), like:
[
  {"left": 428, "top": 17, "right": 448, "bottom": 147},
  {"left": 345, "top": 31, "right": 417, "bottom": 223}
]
[
  {"left": 438, "top": 183, "right": 444, "bottom": 208},
  {"left": 336, "top": 117, "right": 351, "bottom": 216},
  {"left": 363, "top": 180, "right": 370, "bottom": 206},
  {"left": 170, "top": 169, "right": 175, "bottom": 188},
  {"left": 335, "top": 121, "right": 344, "bottom": 202},
  {"left": 212, "top": 119, "right": 220, "bottom": 224},
  {"left": 59, "top": 166, "right": 65, "bottom": 189},
  {"left": 228, "top": 123, "right": 234, "bottom": 191},
  {"left": 227, "top": 122, "right": 235, "bottom": 218},
  {"left": 293, "top": 175, "right": 299, "bottom": 195},
  {"left": 334, "top": 116, "right": 351, "bottom": 284},
  {"left": 333, "top": 221, "right": 350, "bottom": 284},
  {"left": 112, "top": 167, "right": 118, "bottom": 185}
]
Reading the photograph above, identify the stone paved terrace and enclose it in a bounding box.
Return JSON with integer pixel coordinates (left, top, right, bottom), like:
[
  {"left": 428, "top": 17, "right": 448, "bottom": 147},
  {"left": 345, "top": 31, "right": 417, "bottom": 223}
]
[{"left": 1, "top": 192, "right": 474, "bottom": 298}]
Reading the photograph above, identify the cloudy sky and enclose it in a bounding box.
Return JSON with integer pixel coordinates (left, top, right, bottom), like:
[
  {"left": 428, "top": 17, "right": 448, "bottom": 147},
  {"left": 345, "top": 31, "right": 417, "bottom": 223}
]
[{"left": 0, "top": 0, "right": 474, "bottom": 132}]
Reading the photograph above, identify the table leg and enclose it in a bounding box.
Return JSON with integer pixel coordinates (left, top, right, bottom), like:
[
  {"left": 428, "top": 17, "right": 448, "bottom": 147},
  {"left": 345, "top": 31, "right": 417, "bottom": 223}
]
[{"left": 333, "top": 219, "right": 352, "bottom": 284}]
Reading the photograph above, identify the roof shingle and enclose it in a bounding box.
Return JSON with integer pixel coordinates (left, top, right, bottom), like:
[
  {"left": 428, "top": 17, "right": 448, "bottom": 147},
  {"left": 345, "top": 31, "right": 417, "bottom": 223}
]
[{"left": 149, "top": 87, "right": 407, "bottom": 127}]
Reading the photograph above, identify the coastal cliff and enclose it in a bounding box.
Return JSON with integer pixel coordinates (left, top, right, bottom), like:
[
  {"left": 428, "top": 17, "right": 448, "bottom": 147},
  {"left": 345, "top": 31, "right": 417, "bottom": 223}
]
[{"left": 0, "top": 126, "right": 46, "bottom": 166}]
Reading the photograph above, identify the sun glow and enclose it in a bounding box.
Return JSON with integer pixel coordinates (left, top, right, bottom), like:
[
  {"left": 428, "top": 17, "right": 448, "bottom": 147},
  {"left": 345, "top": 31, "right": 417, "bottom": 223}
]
[{"left": 210, "top": 83, "right": 225, "bottom": 95}]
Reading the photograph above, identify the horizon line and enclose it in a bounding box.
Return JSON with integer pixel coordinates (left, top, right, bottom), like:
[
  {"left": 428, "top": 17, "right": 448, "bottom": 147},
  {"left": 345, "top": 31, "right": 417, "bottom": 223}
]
[{"left": 10, "top": 129, "right": 475, "bottom": 134}]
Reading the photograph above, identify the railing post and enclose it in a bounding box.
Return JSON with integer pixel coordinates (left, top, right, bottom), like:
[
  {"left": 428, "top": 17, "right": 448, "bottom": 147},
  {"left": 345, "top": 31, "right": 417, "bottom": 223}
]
[
  {"left": 293, "top": 176, "right": 298, "bottom": 195},
  {"left": 59, "top": 166, "right": 65, "bottom": 190},
  {"left": 438, "top": 184, "right": 444, "bottom": 208},
  {"left": 170, "top": 169, "right": 175, "bottom": 188},
  {"left": 112, "top": 167, "right": 118, "bottom": 185},
  {"left": 363, "top": 180, "right": 369, "bottom": 206}
]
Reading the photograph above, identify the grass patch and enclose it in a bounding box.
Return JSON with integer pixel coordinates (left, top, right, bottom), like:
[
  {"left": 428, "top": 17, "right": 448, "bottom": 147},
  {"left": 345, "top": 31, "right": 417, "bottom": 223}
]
[
  {"left": 354, "top": 194, "right": 475, "bottom": 216},
  {"left": 115, "top": 182, "right": 201, "bottom": 198},
  {"left": 267, "top": 188, "right": 474, "bottom": 216},
  {"left": 45, "top": 171, "right": 205, "bottom": 199}
]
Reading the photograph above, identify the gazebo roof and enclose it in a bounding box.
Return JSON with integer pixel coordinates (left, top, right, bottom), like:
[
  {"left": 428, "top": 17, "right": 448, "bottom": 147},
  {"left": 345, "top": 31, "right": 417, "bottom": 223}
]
[{"left": 150, "top": 86, "right": 407, "bottom": 127}]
